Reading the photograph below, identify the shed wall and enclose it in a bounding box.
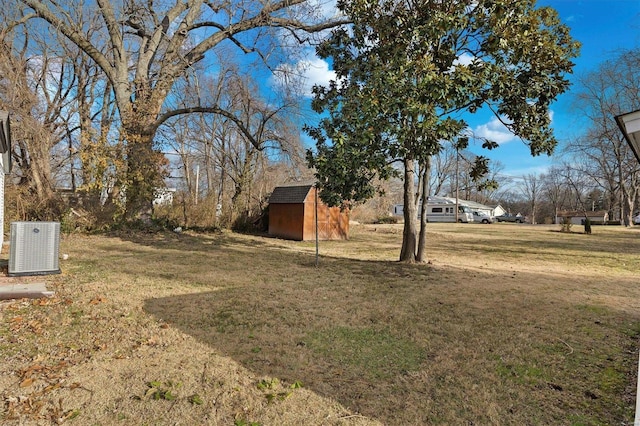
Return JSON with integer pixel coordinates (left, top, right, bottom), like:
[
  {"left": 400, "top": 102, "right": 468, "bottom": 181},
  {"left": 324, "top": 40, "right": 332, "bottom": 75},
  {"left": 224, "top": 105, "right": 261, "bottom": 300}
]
[
  {"left": 302, "top": 197, "right": 349, "bottom": 241},
  {"left": 268, "top": 187, "right": 349, "bottom": 241},
  {"left": 269, "top": 203, "right": 305, "bottom": 240}
]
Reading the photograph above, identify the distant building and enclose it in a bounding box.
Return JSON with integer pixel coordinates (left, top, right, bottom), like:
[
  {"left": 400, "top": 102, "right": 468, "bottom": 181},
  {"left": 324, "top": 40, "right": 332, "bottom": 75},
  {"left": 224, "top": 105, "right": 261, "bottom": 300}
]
[
  {"left": 153, "top": 188, "right": 176, "bottom": 206},
  {"left": 558, "top": 210, "right": 609, "bottom": 225}
]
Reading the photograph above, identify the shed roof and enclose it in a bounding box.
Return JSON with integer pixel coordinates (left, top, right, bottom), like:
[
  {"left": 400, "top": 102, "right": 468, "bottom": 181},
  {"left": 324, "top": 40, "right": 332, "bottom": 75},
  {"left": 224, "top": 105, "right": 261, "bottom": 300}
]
[{"left": 269, "top": 184, "right": 313, "bottom": 204}]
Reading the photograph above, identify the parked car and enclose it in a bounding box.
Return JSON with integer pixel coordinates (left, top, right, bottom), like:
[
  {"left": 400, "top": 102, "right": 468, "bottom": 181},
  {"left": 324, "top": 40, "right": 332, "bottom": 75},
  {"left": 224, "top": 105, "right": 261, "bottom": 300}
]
[
  {"left": 495, "top": 213, "right": 525, "bottom": 223},
  {"left": 473, "top": 211, "right": 494, "bottom": 224},
  {"left": 634, "top": 213, "right": 640, "bottom": 225}
]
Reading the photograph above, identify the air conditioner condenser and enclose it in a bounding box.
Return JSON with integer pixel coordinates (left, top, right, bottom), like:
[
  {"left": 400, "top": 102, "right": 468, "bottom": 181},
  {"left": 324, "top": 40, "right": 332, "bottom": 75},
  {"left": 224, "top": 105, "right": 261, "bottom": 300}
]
[{"left": 9, "top": 222, "right": 61, "bottom": 276}]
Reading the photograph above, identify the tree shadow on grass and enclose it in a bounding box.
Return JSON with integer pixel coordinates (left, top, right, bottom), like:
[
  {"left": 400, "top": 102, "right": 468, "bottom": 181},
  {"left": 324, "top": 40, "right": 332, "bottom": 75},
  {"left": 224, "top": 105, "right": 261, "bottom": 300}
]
[
  {"left": 93, "top": 228, "right": 640, "bottom": 423},
  {"left": 142, "top": 255, "right": 640, "bottom": 425},
  {"left": 143, "top": 286, "right": 421, "bottom": 423}
]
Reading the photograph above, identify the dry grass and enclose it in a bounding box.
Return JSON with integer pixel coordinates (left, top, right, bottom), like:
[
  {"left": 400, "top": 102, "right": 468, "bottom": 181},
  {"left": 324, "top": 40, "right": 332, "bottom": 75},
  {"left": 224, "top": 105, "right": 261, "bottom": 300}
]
[{"left": 1, "top": 223, "right": 640, "bottom": 425}]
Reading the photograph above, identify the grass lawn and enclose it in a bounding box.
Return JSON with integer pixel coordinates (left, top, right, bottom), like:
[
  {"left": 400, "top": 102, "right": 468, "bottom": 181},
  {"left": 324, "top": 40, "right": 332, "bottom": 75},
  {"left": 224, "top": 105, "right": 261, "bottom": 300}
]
[{"left": 1, "top": 222, "right": 640, "bottom": 425}]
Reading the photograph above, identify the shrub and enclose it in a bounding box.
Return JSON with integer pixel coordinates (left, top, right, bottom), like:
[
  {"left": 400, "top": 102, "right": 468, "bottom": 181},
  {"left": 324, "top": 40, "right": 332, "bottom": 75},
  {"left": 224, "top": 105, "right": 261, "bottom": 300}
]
[
  {"left": 376, "top": 216, "right": 398, "bottom": 224},
  {"left": 560, "top": 217, "right": 572, "bottom": 233}
]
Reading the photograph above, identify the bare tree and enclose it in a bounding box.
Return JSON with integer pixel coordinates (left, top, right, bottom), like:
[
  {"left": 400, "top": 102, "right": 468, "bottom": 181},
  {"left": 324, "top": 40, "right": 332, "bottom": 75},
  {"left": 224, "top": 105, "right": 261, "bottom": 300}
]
[
  {"left": 0, "top": 18, "right": 73, "bottom": 208},
  {"left": 160, "top": 64, "right": 307, "bottom": 227},
  {"left": 567, "top": 49, "right": 640, "bottom": 226},
  {"left": 558, "top": 162, "right": 594, "bottom": 216},
  {"left": 519, "top": 173, "right": 542, "bottom": 224},
  {"left": 542, "top": 166, "right": 572, "bottom": 224},
  {"left": 429, "top": 145, "right": 456, "bottom": 196},
  {"left": 18, "top": 0, "right": 346, "bottom": 218},
  {"left": 1, "top": 2, "right": 126, "bottom": 224}
]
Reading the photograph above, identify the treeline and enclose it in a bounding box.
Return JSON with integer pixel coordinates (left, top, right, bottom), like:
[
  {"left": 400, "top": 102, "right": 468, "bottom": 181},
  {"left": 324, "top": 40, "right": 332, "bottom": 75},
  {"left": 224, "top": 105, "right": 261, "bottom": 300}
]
[
  {"left": 0, "top": 0, "right": 339, "bottom": 231},
  {"left": 0, "top": 2, "right": 638, "bottom": 233},
  {"left": 416, "top": 49, "right": 640, "bottom": 226}
]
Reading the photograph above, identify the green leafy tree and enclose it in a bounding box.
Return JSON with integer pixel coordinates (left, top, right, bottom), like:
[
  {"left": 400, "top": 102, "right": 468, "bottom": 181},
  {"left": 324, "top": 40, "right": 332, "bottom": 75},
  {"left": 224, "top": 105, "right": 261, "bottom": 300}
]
[{"left": 307, "top": 0, "right": 579, "bottom": 262}]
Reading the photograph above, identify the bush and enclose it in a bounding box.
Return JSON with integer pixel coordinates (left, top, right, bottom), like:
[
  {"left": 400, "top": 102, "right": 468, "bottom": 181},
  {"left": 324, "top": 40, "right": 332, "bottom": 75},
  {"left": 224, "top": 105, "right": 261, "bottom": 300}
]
[
  {"left": 376, "top": 216, "right": 399, "bottom": 224},
  {"left": 560, "top": 217, "right": 572, "bottom": 233}
]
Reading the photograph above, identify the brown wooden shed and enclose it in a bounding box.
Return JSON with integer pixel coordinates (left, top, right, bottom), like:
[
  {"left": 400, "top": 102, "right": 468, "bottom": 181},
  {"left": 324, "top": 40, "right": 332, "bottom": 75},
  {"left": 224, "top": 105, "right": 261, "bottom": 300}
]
[{"left": 268, "top": 184, "right": 349, "bottom": 241}]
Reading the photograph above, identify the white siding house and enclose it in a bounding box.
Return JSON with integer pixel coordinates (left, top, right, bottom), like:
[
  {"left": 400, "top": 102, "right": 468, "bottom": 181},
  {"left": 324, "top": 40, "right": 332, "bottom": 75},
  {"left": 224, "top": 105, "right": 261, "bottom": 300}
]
[
  {"left": 558, "top": 210, "right": 609, "bottom": 225},
  {"left": 492, "top": 204, "right": 507, "bottom": 217},
  {"left": 0, "top": 111, "right": 12, "bottom": 249}
]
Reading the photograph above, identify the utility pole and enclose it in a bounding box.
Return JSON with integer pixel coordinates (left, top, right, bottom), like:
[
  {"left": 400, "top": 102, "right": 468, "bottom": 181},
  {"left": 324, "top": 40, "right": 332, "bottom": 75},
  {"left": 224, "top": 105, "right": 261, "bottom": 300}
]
[
  {"left": 455, "top": 145, "right": 459, "bottom": 223},
  {"left": 194, "top": 165, "right": 200, "bottom": 205}
]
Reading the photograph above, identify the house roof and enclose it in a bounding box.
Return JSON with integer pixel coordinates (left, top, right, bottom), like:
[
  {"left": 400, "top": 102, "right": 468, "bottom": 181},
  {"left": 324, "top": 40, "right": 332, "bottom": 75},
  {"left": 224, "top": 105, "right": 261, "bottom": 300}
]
[
  {"left": 269, "top": 184, "right": 313, "bottom": 204},
  {"left": 558, "top": 210, "right": 609, "bottom": 218}
]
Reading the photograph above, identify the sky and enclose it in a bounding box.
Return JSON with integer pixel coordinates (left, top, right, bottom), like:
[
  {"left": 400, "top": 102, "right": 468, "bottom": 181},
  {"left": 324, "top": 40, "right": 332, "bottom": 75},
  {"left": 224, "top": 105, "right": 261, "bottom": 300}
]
[
  {"left": 290, "top": 0, "right": 640, "bottom": 182},
  {"left": 482, "top": 0, "right": 640, "bottom": 179}
]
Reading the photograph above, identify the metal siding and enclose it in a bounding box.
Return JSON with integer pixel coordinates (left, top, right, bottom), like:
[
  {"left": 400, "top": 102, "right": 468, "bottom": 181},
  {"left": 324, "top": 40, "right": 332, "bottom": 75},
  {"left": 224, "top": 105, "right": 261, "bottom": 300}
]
[
  {"left": 0, "top": 160, "right": 4, "bottom": 249},
  {"left": 9, "top": 222, "right": 61, "bottom": 275}
]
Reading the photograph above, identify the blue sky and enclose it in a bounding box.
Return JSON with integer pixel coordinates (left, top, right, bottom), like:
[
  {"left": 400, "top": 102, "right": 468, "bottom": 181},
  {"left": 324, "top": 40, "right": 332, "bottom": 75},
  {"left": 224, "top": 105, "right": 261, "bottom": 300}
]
[
  {"left": 290, "top": 0, "right": 640, "bottom": 181},
  {"left": 476, "top": 0, "right": 640, "bottom": 179}
]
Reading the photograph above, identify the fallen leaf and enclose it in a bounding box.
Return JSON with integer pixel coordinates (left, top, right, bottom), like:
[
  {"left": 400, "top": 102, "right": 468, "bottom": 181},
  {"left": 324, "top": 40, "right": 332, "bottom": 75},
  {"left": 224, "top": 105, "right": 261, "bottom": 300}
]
[
  {"left": 89, "top": 297, "right": 107, "bottom": 305},
  {"left": 20, "top": 378, "right": 34, "bottom": 388},
  {"left": 43, "top": 382, "right": 62, "bottom": 393},
  {"left": 22, "top": 364, "right": 44, "bottom": 376}
]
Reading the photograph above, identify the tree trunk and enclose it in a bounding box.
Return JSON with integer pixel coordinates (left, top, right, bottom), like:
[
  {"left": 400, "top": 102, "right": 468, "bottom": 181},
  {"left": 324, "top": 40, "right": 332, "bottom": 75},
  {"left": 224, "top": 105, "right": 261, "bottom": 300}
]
[
  {"left": 400, "top": 157, "right": 418, "bottom": 262},
  {"left": 416, "top": 157, "right": 431, "bottom": 262},
  {"left": 619, "top": 165, "right": 635, "bottom": 227},
  {"left": 119, "top": 87, "right": 167, "bottom": 220},
  {"left": 23, "top": 130, "right": 55, "bottom": 202},
  {"left": 29, "top": 150, "right": 55, "bottom": 202},
  {"left": 121, "top": 125, "right": 162, "bottom": 220}
]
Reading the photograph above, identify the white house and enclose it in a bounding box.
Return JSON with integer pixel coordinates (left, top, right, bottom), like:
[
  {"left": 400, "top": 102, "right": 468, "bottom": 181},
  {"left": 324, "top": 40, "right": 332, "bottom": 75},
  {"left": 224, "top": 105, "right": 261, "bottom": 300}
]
[
  {"left": 558, "top": 210, "right": 609, "bottom": 225},
  {"left": 0, "top": 111, "right": 12, "bottom": 248},
  {"left": 153, "top": 187, "right": 177, "bottom": 206},
  {"left": 492, "top": 204, "right": 507, "bottom": 217}
]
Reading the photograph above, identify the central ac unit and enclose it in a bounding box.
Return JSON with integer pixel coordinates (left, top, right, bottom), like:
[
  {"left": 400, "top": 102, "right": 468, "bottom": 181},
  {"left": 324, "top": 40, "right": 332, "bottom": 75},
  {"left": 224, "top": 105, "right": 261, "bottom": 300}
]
[{"left": 9, "top": 222, "right": 61, "bottom": 276}]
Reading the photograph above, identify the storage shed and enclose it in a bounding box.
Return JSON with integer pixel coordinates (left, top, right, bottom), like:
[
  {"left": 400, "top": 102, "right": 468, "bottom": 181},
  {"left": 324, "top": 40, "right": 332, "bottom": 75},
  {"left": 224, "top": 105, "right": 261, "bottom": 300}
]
[{"left": 268, "top": 184, "right": 349, "bottom": 241}]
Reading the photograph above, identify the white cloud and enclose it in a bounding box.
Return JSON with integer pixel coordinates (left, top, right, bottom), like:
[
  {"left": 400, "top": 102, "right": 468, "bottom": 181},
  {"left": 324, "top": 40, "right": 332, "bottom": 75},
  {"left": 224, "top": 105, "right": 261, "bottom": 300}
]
[
  {"left": 472, "top": 110, "right": 555, "bottom": 145},
  {"left": 271, "top": 56, "right": 336, "bottom": 97},
  {"left": 303, "top": 57, "right": 336, "bottom": 89},
  {"left": 453, "top": 53, "right": 476, "bottom": 67},
  {"left": 473, "top": 116, "right": 516, "bottom": 144},
  {"left": 310, "top": 0, "right": 342, "bottom": 20}
]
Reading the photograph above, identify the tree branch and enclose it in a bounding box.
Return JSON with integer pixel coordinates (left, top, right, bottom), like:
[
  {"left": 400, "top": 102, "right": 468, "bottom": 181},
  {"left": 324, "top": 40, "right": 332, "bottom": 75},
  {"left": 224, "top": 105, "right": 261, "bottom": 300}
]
[
  {"left": 20, "top": 0, "right": 117, "bottom": 84},
  {"left": 154, "top": 107, "right": 262, "bottom": 150}
]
